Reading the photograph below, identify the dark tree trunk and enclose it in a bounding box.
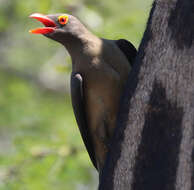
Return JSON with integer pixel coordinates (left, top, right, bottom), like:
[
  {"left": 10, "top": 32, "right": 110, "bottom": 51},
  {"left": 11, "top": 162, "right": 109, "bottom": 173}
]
[{"left": 99, "top": 0, "right": 194, "bottom": 189}]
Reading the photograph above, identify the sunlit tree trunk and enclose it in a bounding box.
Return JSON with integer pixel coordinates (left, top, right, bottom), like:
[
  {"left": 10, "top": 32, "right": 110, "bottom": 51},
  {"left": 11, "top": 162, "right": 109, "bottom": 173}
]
[{"left": 99, "top": 0, "right": 194, "bottom": 189}]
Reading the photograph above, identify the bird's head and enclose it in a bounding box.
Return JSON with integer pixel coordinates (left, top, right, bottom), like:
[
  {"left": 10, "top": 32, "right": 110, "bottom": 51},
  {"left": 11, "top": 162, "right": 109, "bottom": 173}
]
[{"left": 29, "top": 13, "right": 87, "bottom": 44}]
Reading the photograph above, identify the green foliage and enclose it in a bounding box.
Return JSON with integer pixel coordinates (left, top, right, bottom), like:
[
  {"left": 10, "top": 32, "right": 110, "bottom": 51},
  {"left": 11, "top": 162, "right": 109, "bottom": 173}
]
[
  {"left": 0, "top": 72, "right": 96, "bottom": 189},
  {"left": 0, "top": 0, "right": 152, "bottom": 189}
]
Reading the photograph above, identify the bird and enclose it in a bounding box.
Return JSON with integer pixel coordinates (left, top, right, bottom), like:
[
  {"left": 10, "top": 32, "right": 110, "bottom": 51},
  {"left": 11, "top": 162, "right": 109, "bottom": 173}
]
[{"left": 29, "top": 13, "right": 137, "bottom": 172}]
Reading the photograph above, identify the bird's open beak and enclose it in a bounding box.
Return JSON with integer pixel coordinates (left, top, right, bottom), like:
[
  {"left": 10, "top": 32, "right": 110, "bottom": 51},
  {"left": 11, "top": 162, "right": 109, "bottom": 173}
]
[{"left": 29, "top": 13, "right": 56, "bottom": 34}]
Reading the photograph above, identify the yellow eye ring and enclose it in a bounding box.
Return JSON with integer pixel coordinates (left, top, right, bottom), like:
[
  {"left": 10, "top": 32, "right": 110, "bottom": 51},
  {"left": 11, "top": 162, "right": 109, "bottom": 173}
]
[{"left": 58, "top": 15, "right": 69, "bottom": 25}]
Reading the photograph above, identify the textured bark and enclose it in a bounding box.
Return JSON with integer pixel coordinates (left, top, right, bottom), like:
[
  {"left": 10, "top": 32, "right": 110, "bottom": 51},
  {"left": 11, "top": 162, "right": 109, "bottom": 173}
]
[{"left": 99, "top": 0, "right": 194, "bottom": 189}]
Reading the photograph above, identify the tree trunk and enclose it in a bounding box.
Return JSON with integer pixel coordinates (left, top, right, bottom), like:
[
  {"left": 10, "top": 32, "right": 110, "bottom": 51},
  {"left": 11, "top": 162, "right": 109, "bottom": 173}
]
[{"left": 99, "top": 0, "right": 194, "bottom": 189}]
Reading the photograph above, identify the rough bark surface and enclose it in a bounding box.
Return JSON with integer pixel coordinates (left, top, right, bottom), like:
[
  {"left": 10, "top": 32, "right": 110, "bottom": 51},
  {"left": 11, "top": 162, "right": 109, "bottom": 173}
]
[{"left": 99, "top": 0, "right": 194, "bottom": 189}]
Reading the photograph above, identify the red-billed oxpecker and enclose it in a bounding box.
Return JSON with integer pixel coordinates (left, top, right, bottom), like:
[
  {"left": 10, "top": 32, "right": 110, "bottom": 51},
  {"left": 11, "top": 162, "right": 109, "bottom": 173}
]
[{"left": 29, "top": 13, "right": 137, "bottom": 172}]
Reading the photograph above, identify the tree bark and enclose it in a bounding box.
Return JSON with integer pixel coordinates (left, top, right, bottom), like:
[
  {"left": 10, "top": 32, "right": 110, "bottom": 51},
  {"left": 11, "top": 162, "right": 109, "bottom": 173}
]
[{"left": 99, "top": 0, "right": 194, "bottom": 189}]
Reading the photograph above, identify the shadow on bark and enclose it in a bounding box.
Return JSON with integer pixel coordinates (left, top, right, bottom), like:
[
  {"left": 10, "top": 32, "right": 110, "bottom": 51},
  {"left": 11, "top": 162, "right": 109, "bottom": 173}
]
[{"left": 132, "top": 81, "right": 183, "bottom": 190}]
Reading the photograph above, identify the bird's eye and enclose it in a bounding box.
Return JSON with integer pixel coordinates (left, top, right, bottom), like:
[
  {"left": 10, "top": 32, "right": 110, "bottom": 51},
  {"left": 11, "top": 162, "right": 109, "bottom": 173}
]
[{"left": 58, "top": 15, "right": 68, "bottom": 25}]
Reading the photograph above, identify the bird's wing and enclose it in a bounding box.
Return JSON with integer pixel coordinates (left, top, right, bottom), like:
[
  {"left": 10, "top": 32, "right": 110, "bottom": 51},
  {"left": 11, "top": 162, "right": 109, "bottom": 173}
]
[
  {"left": 115, "top": 39, "right": 137, "bottom": 66},
  {"left": 71, "top": 73, "right": 97, "bottom": 170}
]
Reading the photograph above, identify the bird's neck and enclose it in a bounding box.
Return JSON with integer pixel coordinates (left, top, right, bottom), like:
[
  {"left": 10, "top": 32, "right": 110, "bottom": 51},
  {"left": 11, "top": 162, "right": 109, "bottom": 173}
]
[{"left": 62, "top": 30, "right": 101, "bottom": 61}]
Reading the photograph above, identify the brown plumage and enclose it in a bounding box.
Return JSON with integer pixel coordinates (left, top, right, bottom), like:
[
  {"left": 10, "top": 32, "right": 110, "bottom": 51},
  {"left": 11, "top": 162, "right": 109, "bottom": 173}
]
[{"left": 29, "top": 13, "right": 137, "bottom": 171}]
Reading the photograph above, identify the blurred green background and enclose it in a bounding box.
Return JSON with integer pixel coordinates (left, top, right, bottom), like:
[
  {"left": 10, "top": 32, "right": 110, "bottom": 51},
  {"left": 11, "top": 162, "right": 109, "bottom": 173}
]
[{"left": 0, "top": 0, "right": 152, "bottom": 189}]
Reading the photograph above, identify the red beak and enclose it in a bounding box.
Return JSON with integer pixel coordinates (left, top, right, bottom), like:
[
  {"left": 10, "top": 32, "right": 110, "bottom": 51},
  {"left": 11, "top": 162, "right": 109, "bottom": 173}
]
[{"left": 29, "top": 13, "right": 56, "bottom": 34}]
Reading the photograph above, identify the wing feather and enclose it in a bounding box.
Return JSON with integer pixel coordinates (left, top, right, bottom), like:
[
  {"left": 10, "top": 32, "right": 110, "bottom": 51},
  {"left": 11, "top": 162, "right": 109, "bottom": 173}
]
[
  {"left": 115, "top": 39, "right": 137, "bottom": 66},
  {"left": 71, "top": 73, "right": 97, "bottom": 169}
]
